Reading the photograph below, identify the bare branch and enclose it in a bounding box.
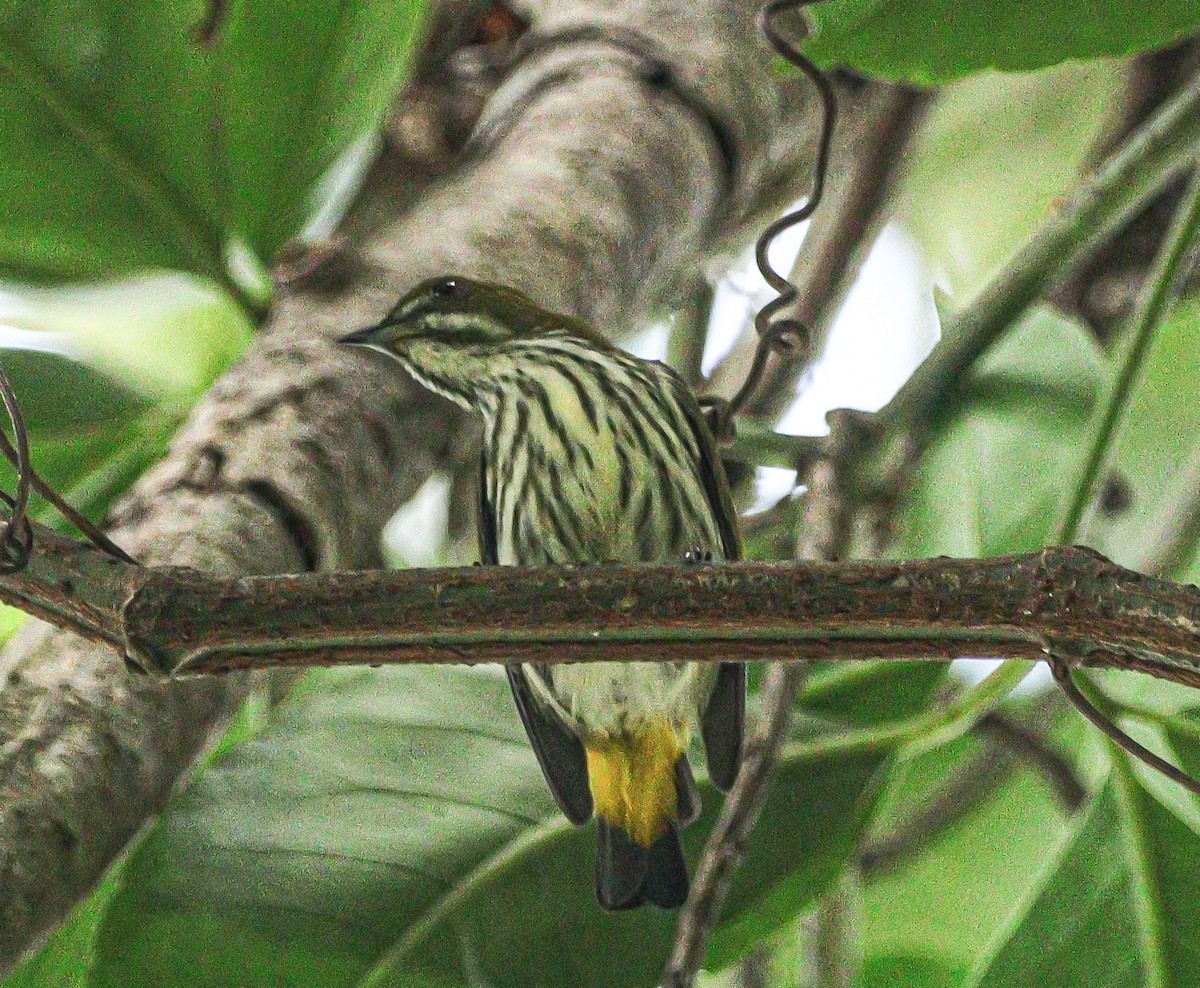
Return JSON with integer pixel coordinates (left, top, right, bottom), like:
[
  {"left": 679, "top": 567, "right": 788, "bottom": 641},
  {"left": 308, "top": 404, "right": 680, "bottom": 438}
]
[
  {"left": 805, "top": 870, "right": 862, "bottom": 988},
  {"left": 0, "top": 537, "right": 1190, "bottom": 688},
  {"left": 2, "top": 520, "right": 1200, "bottom": 692},
  {"left": 662, "top": 413, "right": 866, "bottom": 988},
  {"left": 661, "top": 663, "right": 808, "bottom": 988}
]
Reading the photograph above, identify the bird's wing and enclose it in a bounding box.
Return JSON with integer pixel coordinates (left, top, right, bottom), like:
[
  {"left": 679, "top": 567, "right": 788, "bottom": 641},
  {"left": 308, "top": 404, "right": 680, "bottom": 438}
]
[
  {"left": 676, "top": 388, "right": 746, "bottom": 792},
  {"left": 478, "top": 452, "right": 594, "bottom": 824}
]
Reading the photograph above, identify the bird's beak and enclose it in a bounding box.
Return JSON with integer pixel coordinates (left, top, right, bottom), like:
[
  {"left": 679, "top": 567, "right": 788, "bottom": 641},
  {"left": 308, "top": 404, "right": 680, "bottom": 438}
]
[{"left": 338, "top": 322, "right": 386, "bottom": 347}]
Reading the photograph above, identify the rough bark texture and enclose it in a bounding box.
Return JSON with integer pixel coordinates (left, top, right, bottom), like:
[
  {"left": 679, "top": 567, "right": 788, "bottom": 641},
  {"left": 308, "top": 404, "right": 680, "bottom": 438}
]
[{"left": 0, "top": 0, "right": 790, "bottom": 968}]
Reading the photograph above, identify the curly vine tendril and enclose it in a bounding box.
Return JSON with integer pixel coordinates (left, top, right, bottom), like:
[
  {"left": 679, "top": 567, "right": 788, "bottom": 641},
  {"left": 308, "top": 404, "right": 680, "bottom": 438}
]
[{"left": 709, "top": 0, "right": 837, "bottom": 437}]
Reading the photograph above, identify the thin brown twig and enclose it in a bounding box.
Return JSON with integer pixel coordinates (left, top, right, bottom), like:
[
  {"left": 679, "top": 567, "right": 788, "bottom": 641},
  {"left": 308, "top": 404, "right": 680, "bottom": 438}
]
[
  {"left": 0, "top": 368, "right": 33, "bottom": 572},
  {"left": 660, "top": 662, "right": 809, "bottom": 988},
  {"left": 0, "top": 368, "right": 138, "bottom": 567},
  {"left": 5, "top": 522, "right": 1200, "bottom": 794},
  {"left": 806, "top": 870, "right": 861, "bottom": 988},
  {"left": 1049, "top": 657, "right": 1200, "bottom": 796},
  {"left": 738, "top": 946, "right": 769, "bottom": 988},
  {"left": 12, "top": 541, "right": 1193, "bottom": 688},
  {"left": 659, "top": 20, "right": 846, "bottom": 963}
]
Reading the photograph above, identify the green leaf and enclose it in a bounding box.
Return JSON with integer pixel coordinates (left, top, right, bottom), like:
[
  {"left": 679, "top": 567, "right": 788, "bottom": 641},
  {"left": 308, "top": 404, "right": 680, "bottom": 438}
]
[
  {"left": 890, "top": 306, "right": 1110, "bottom": 558},
  {"left": 0, "top": 1, "right": 426, "bottom": 285},
  {"left": 803, "top": 1, "right": 1200, "bottom": 84},
  {"left": 0, "top": 272, "right": 253, "bottom": 406},
  {"left": 0, "top": 20, "right": 220, "bottom": 283},
  {"left": 860, "top": 703, "right": 1087, "bottom": 978},
  {"left": 800, "top": 661, "right": 947, "bottom": 729},
  {"left": 0, "top": 273, "right": 253, "bottom": 524},
  {"left": 219, "top": 3, "right": 425, "bottom": 259},
  {"left": 897, "top": 60, "right": 1125, "bottom": 300},
  {"left": 858, "top": 955, "right": 966, "bottom": 988},
  {"left": 1082, "top": 296, "right": 1200, "bottom": 579},
  {"left": 91, "top": 666, "right": 890, "bottom": 988},
  {"left": 0, "top": 348, "right": 149, "bottom": 436},
  {"left": 967, "top": 754, "right": 1200, "bottom": 988}
]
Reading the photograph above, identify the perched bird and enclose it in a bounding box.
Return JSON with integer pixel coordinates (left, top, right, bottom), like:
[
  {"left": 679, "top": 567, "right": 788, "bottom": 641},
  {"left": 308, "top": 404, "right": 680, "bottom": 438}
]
[{"left": 341, "top": 275, "right": 744, "bottom": 910}]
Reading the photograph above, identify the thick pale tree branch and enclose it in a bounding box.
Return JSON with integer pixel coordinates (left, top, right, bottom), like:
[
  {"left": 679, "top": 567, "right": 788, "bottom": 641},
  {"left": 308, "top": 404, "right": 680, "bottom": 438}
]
[{"left": 0, "top": 0, "right": 792, "bottom": 968}]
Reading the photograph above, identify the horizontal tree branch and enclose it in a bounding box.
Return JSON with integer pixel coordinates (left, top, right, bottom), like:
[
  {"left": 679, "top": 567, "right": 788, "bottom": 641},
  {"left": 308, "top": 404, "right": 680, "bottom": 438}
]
[{"left": 7, "top": 528, "right": 1200, "bottom": 688}]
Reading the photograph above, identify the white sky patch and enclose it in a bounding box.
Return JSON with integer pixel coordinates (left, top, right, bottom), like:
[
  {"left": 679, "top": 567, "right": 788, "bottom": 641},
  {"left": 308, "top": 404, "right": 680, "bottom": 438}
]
[
  {"left": 0, "top": 325, "right": 70, "bottom": 354},
  {"left": 777, "top": 225, "right": 939, "bottom": 435},
  {"left": 624, "top": 323, "right": 669, "bottom": 362},
  {"left": 951, "top": 657, "right": 1054, "bottom": 694},
  {"left": 384, "top": 471, "right": 451, "bottom": 567},
  {"left": 718, "top": 221, "right": 940, "bottom": 512}
]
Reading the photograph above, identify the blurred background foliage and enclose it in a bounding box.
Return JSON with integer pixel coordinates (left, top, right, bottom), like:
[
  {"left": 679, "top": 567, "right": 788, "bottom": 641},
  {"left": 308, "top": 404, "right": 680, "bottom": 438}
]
[{"left": 3, "top": 0, "right": 1200, "bottom": 986}]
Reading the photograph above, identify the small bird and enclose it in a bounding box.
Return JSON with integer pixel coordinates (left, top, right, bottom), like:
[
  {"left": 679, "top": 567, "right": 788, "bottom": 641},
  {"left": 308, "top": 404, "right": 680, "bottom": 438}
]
[{"left": 341, "top": 275, "right": 744, "bottom": 910}]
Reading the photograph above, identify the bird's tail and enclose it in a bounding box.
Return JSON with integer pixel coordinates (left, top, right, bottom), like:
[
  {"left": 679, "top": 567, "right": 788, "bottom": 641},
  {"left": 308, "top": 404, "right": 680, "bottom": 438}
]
[{"left": 585, "top": 720, "right": 701, "bottom": 910}]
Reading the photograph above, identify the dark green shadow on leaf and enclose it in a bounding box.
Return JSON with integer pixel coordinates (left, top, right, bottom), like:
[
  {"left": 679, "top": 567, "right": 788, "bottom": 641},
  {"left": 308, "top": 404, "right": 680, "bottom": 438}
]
[{"left": 90, "top": 664, "right": 895, "bottom": 988}]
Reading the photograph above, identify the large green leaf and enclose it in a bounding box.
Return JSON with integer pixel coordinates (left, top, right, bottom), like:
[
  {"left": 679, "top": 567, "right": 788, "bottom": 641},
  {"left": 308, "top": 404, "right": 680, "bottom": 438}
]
[
  {"left": 0, "top": 1, "right": 425, "bottom": 285},
  {"left": 966, "top": 755, "right": 1200, "bottom": 988},
  {"left": 800, "top": 661, "right": 946, "bottom": 730},
  {"left": 897, "top": 60, "right": 1125, "bottom": 301},
  {"left": 90, "top": 665, "right": 890, "bottom": 988},
  {"left": 891, "top": 306, "right": 1110, "bottom": 559},
  {"left": 218, "top": 4, "right": 422, "bottom": 258},
  {"left": 0, "top": 272, "right": 252, "bottom": 405},
  {"left": 803, "top": 1, "right": 1200, "bottom": 84},
  {"left": 859, "top": 699, "right": 1095, "bottom": 981},
  {"left": 0, "top": 348, "right": 148, "bottom": 437}
]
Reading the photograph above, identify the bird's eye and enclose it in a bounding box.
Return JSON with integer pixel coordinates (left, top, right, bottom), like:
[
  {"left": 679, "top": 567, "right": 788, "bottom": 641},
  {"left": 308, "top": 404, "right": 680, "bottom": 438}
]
[{"left": 431, "top": 278, "right": 467, "bottom": 300}]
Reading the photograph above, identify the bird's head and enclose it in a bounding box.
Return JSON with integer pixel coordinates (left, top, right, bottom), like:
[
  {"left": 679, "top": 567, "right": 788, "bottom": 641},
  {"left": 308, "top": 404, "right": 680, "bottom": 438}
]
[{"left": 340, "top": 275, "right": 592, "bottom": 406}]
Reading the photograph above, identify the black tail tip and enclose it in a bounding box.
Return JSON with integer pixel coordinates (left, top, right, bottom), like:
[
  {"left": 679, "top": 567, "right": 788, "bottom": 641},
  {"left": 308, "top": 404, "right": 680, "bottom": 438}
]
[{"left": 595, "top": 818, "right": 689, "bottom": 911}]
